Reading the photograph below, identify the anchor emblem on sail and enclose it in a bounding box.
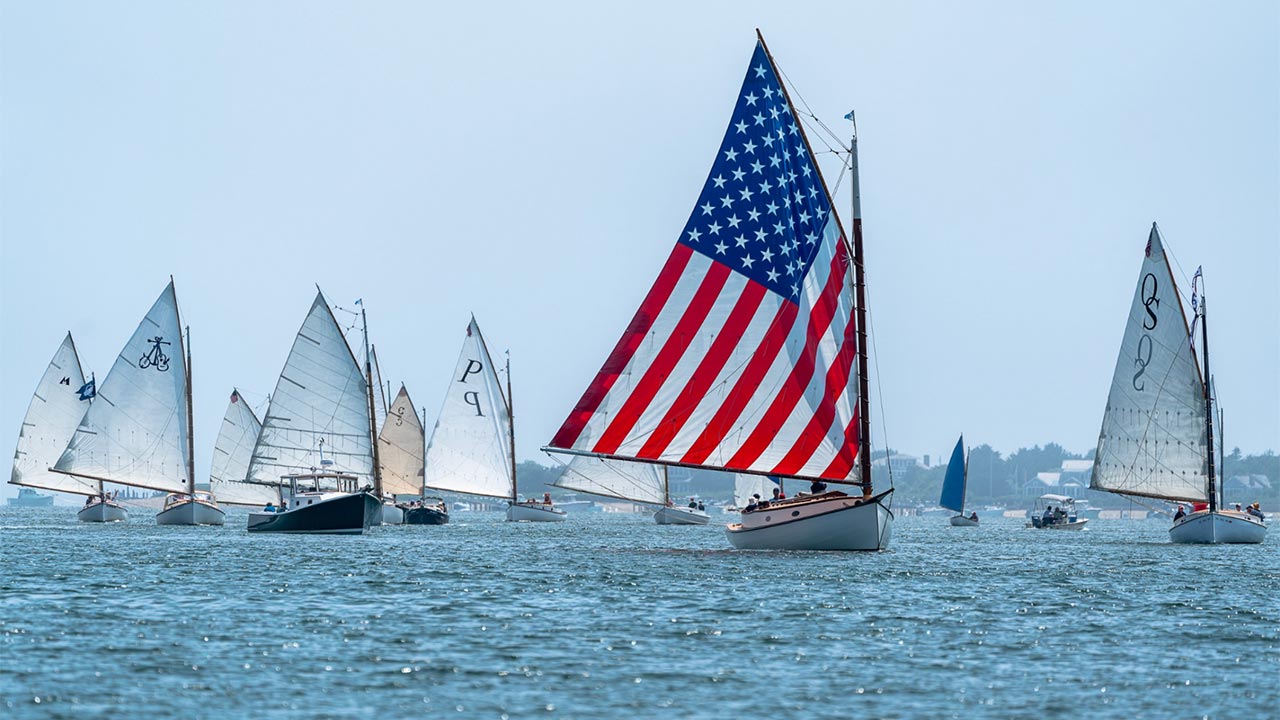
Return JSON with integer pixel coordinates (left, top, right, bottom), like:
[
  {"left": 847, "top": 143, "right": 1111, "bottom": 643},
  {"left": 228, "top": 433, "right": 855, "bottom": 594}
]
[{"left": 139, "top": 336, "right": 171, "bottom": 372}]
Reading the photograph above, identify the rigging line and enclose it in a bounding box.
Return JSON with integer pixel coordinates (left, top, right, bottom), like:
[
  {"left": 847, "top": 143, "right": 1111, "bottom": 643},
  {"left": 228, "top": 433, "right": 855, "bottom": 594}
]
[
  {"left": 777, "top": 65, "right": 852, "bottom": 151},
  {"left": 1156, "top": 229, "right": 1201, "bottom": 308},
  {"left": 863, "top": 284, "right": 893, "bottom": 489}
]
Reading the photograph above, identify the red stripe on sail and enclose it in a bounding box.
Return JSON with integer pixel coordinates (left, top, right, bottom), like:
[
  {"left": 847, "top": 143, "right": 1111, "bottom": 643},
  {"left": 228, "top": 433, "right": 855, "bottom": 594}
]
[
  {"left": 550, "top": 244, "right": 694, "bottom": 449},
  {"left": 635, "top": 280, "right": 770, "bottom": 460},
  {"left": 680, "top": 301, "right": 800, "bottom": 465},
  {"left": 725, "top": 252, "right": 846, "bottom": 469},
  {"left": 591, "top": 261, "right": 733, "bottom": 455},
  {"left": 769, "top": 311, "right": 857, "bottom": 476},
  {"left": 822, "top": 405, "right": 861, "bottom": 480}
]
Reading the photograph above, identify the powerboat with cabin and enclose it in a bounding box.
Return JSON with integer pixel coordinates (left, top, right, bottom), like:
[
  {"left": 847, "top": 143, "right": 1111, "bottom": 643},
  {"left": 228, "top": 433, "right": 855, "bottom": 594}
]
[
  {"left": 1026, "top": 494, "right": 1088, "bottom": 530},
  {"left": 247, "top": 473, "right": 380, "bottom": 534}
]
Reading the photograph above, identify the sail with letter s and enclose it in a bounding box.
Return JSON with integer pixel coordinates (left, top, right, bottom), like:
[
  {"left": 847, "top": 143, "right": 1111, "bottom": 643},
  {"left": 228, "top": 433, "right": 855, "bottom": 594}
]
[
  {"left": 545, "top": 40, "right": 863, "bottom": 486},
  {"left": 378, "top": 384, "right": 425, "bottom": 497},
  {"left": 552, "top": 454, "right": 666, "bottom": 505},
  {"left": 9, "top": 333, "right": 98, "bottom": 495},
  {"left": 52, "top": 281, "right": 192, "bottom": 494},
  {"left": 939, "top": 435, "right": 966, "bottom": 513},
  {"left": 245, "top": 291, "right": 373, "bottom": 485},
  {"left": 1091, "top": 224, "right": 1208, "bottom": 502},
  {"left": 208, "top": 389, "right": 276, "bottom": 506}
]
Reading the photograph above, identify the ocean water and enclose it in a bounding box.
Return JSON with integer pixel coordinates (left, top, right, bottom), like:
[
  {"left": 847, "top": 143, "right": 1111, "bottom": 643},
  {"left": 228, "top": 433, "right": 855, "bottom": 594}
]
[{"left": 1, "top": 506, "right": 1276, "bottom": 719}]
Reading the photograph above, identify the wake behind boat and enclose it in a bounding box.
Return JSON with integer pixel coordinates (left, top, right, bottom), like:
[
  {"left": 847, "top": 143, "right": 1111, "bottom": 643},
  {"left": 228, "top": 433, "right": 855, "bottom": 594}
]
[{"left": 543, "top": 34, "right": 893, "bottom": 551}]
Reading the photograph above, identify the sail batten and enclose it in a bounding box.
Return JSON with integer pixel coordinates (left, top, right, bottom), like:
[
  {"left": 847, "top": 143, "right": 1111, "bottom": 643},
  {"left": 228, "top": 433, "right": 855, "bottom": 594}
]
[
  {"left": 1091, "top": 225, "right": 1208, "bottom": 502},
  {"left": 9, "top": 334, "right": 98, "bottom": 496},
  {"left": 545, "top": 41, "right": 862, "bottom": 484},
  {"left": 52, "top": 283, "right": 192, "bottom": 494},
  {"left": 246, "top": 292, "right": 373, "bottom": 485},
  {"left": 422, "top": 318, "right": 515, "bottom": 500}
]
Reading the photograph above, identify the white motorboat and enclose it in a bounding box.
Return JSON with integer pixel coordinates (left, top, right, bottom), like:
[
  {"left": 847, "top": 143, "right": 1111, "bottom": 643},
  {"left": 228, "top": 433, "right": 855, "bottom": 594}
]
[
  {"left": 76, "top": 495, "right": 129, "bottom": 523},
  {"left": 1090, "top": 225, "right": 1265, "bottom": 544},
  {"left": 1026, "top": 494, "right": 1088, "bottom": 530},
  {"left": 506, "top": 501, "right": 567, "bottom": 522},
  {"left": 155, "top": 491, "right": 225, "bottom": 526},
  {"left": 542, "top": 36, "right": 895, "bottom": 551}
]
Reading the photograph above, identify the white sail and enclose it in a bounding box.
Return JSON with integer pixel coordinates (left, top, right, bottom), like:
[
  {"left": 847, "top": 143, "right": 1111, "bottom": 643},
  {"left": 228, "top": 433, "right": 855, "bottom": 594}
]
[
  {"left": 734, "top": 473, "right": 777, "bottom": 508},
  {"left": 378, "top": 385, "right": 424, "bottom": 497},
  {"left": 422, "top": 318, "right": 514, "bottom": 500},
  {"left": 53, "top": 282, "right": 192, "bottom": 493},
  {"left": 246, "top": 292, "right": 373, "bottom": 485},
  {"left": 9, "top": 333, "right": 98, "bottom": 495},
  {"left": 551, "top": 454, "right": 666, "bottom": 505},
  {"left": 208, "top": 389, "right": 276, "bottom": 506},
  {"left": 1091, "top": 225, "right": 1208, "bottom": 502}
]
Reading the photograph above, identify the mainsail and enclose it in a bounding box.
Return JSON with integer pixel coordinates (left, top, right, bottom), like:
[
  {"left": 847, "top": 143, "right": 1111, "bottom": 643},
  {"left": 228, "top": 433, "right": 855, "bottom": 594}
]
[
  {"left": 245, "top": 292, "right": 373, "bottom": 485},
  {"left": 208, "top": 389, "right": 275, "bottom": 506},
  {"left": 53, "top": 281, "right": 192, "bottom": 494},
  {"left": 546, "top": 39, "right": 863, "bottom": 485},
  {"left": 422, "top": 318, "right": 514, "bottom": 500},
  {"left": 1091, "top": 225, "right": 1208, "bottom": 503},
  {"left": 939, "top": 435, "right": 966, "bottom": 513},
  {"left": 9, "top": 333, "right": 97, "bottom": 495},
  {"left": 552, "top": 454, "right": 666, "bottom": 505},
  {"left": 378, "top": 384, "right": 424, "bottom": 497}
]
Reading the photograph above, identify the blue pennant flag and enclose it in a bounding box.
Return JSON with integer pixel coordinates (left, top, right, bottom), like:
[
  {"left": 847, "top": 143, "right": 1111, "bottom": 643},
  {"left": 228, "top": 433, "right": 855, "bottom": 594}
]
[{"left": 77, "top": 376, "right": 96, "bottom": 401}]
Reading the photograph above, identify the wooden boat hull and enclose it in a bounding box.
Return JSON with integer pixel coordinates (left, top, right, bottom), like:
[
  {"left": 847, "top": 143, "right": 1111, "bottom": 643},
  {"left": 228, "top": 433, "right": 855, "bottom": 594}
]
[
  {"left": 155, "top": 497, "right": 226, "bottom": 526},
  {"left": 654, "top": 506, "right": 711, "bottom": 525},
  {"left": 77, "top": 501, "right": 129, "bottom": 523},
  {"left": 506, "top": 503, "right": 567, "bottom": 522},
  {"left": 949, "top": 515, "right": 979, "bottom": 527},
  {"left": 725, "top": 490, "right": 894, "bottom": 551},
  {"left": 1169, "top": 510, "right": 1266, "bottom": 544},
  {"left": 404, "top": 506, "right": 450, "bottom": 525},
  {"left": 247, "top": 492, "right": 380, "bottom": 534}
]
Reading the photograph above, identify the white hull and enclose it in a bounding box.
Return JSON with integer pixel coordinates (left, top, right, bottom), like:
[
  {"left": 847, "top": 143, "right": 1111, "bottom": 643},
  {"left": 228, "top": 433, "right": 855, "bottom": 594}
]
[
  {"left": 378, "top": 503, "right": 404, "bottom": 525},
  {"left": 506, "top": 503, "right": 567, "bottom": 522},
  {"left": 1025, "top": 519, "right": 1089, "bottom": 530},
  {"left": 654, "top": 506, "right": 711, "bottom": 525},
  {"left": 949, "top": 515, "right": 979, "bottom": 527},
  {"left": 155, "top": 499, "right": 226, "bottom": 526},
  {"left": 77, "top": 502, "right": 129, "bottom": 523},
  {"left": 1170, "top": 510, "right": 1267, "bottom": 544},
  {"left": 725, "top": 491, "right": 893, "bottom": 551}
]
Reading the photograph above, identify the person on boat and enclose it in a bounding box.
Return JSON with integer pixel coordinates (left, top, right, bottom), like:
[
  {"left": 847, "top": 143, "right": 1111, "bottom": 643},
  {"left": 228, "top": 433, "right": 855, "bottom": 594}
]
[
  {"left": 1247, "top": 503, "right": 1265, "bottom": 520},
  {"left": 969, "top": 511, "right": 978, "bottom": 522},
  {"left": 697, "top": 501, "right": 706, "bottom": 511},
  {"left": 263, "top": 501, "right": 276, "bottom": 513},
  {"left": 772, "top": 487, "right": 786, "bottom": 502},
  {"left": 543, "top": 492, "right": 553, "bottom": 506},
  {"left": 1173, "top": 505, "right": 1186, "bottom": 521},
  {"left": 745, "top": 496, "right": 758, "bottom": 512},
  {"left": 84, "top": 494, "right": 93, "bottom": 506},
  {"left": 688, "top": 498, "right": 698, "bottom": 509},
  {"left": 809, "top": 480, "right": 827, "bottom": 495}
]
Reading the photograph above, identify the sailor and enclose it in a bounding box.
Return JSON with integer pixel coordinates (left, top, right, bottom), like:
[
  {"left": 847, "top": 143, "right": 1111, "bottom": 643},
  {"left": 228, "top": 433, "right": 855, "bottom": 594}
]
[
  {"left": 263, "top": 501, "right": 276, "bottom": 513},
  {"left": 1042, "top": 506, "right": 1055, "bottom": 525},
  {"left": 697, "top": 501, "right": 705, "bottom": 511},
  {"left": 1247, "top": 503, "right": 1265, "bottom": 520},
  {"left": 809, "top": 479, "right": 827, "bottom": 495},
  {"left": 688, "top": 498, "right": 698, "bottom": 509},
  {"left": 969, "top": 511, "right": 978, "bottom": 522},
  {"left": 745, "top": 496, "right": 759, "bottom": 512},
  {"left": 772, "top": 487, "right": 785, "bottom": 502},
  {"left": 543, "top": 492, "right": 553, "bottom": 506},
  {"left": 1173, "top": 505, "right": 1186, "bottom": 521}
]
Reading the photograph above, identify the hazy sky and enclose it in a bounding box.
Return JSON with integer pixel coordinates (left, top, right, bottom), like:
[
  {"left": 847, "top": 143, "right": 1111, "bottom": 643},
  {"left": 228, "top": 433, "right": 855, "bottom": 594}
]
[{"left": 2, "top": 1, "right": 1276, "bottom": 497}]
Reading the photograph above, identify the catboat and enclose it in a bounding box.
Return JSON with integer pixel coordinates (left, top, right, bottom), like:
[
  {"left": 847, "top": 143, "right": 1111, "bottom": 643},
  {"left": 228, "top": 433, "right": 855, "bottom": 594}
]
[
  {"left": 551, "top": 454, "right": 709, "bottom": 525},
  {"left": 543, "top": 34, "right": 893, "bottom": 550},
  {"left": 940, "top": 435, "right": 978, "bottom": 527},
  {"left": 377, "top": 384, "right": 428, "bottom": 525},
  {"left": 1090, "top": 225, "right": 1265, "bottom": 544}
]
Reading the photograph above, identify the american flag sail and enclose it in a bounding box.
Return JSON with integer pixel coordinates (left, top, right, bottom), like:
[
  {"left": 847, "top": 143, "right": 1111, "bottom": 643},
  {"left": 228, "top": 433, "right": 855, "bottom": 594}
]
[{"left": 548, "top": 40, "right": 863, "bottom": 483}]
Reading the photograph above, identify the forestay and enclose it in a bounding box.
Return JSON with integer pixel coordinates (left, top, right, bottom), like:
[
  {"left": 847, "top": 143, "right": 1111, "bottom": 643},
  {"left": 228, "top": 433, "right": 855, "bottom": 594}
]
[
  {"left": 422, "top": 318, "right": 514, "bottom": 500},
  {"left": 1091, "top": 225, "right": 1208, "bottom": 502},
  {"left": 939, "top": 435, "right": 966, "bottom": 513},
  {"left": 9, "top": 333, "right": 97, "bottom": 495},
  {"left": 246, "top": 292, "right": 373, "bottom": 485},
  {"left": 378, "top": 385, "right": 424, "bottom": 497},
  {"left": 54, "top": 282, "right": 191, "bottom": 493},
  {"left": 547, "top": 41, "right": 862, "bottom": 483},
  {"left": 552, "top": 454, "right": 666, "bottom": 505},
  {"left": 208, "top": 389, "right": 275, "bottom": 506}
]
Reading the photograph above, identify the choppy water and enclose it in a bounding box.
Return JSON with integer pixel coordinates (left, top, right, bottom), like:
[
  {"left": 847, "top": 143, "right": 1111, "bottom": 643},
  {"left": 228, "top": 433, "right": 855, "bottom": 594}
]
[{"left": 1, "top": 506, "right": 1276, "bottom": 718}]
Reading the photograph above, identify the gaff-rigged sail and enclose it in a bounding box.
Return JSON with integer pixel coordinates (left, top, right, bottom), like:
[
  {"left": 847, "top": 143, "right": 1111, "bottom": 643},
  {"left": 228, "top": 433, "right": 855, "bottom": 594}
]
[
  {"left": 9, "top": 333, "right": 98, "bottom": 496},
  {"left": 552, "top": 454, "right": 666, "bottom": 506},
  {"left": 245, "top": 292, "right": 373, "bottom": 486},
  {"left": 53, "top": 281, "right": 192, "bottom": 494},
  {"left": 378, "top": 385, "right": 424, "bottom": 497},
  {"left": 422, "top": 318, "right": 514, "bottom": 500},
  {"left": 1091, "top": 225, "right": 1208, "bottom": 503},
  {"left": 208, "top": 389, "right": 276, "bottom": 506},
  {"left": 939, "top": 435, "right": 966, "bottom": 513},
  {"left": 546, "top": 40, "right": 862, "bottom": 484}
]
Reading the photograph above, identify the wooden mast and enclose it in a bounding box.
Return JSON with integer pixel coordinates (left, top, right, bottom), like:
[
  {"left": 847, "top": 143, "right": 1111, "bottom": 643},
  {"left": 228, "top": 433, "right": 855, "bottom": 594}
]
[
  {"left": 361, "top": 307, "right": 383, "bottom": 496},
  {"left": 184, "top": 324, "right": 195, "bottom": 495},
  {"left": 505, "top": 352, "right": 519, "bottom": 506},
  {"left": 1201, "top": 296, "right": 1216, "bottom": 513},
  {"left": 663, "top": 464, "right": 670, "bottom": 506}
]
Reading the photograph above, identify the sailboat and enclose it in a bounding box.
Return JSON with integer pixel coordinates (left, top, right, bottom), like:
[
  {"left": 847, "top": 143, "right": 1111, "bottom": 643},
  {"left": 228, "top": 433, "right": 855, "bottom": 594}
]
[
  {"left": 380, "top": 384, "right": 436, "bottom": 524},
  {"left": 8, "top": 333, "right": 124, "bottom": 520},
  {"left": 551, "top": 455, "right": 709, "bottom": 525},
  {"left": 941, "top": 436, "right": 977, "bottom": 526},
  {"left": 51, "top": 280, "right": 224, "bottom": 525},
  {"left": 207, "top": 389, "right": 278, "bottom": 509},
  {"left": 1091, "top": 224, "right": 1265, "bottom": 544},
  {"left": 424, "top": 317, "right": 565, "bottom": 522},
  {"left": 543, "top": 33, "right": 893, "bottom": 550},
  {"left": 243, "top": 291, "right": 381, "bottom": 534}
]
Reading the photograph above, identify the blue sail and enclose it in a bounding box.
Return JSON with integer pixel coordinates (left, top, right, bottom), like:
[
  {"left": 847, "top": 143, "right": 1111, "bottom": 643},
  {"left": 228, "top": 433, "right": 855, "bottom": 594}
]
[{"left": 939, "top": 435, "right": 966, "bottom": 513}]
